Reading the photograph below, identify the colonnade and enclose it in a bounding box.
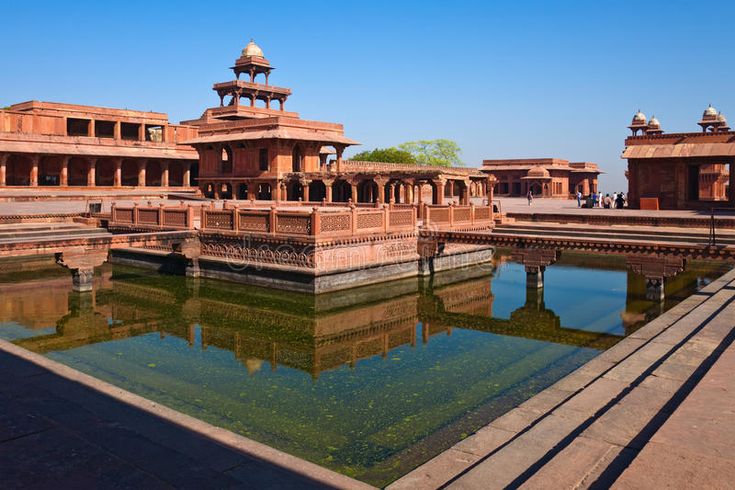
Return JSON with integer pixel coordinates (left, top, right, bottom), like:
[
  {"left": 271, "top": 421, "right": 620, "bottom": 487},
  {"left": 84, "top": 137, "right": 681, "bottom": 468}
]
[
  {"left": 202, "top": 176, "right": 493, "bottom": 205},
  {"left": 0, "top": 153, "right": 194, "bottom": 187}
]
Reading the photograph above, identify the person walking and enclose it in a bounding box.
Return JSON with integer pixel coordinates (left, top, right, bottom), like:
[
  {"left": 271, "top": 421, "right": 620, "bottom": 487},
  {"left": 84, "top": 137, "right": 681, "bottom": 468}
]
[
  {"left": 604, "top": 193, "right": 612, "bottom": 209},
  {"left": 577, "top": 190, "right": 582, "bottom": 208},
  {"left": 527, "top": 189, "right": 533, "bottom": 206},
  {"left": 615, "top": 192, "right": 626, "bottom": 209}
]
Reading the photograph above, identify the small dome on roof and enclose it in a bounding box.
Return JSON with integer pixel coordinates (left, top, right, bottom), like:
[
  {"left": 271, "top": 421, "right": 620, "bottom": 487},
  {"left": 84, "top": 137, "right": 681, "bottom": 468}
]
[
  {"left": 242, "top": 39, "right": 264, "bottom": 58},
  {"left": 703, "top": 104, "right": 718, "bottom": 117},
  {"left": 633, "top": 110, "right": 646, "bottom": 123},
  {"left": 527, "top": 166, "right": 550, "bottom": 178},
  {"left": 648, "top": 115, "right": 660, "bottom": 128},
  {"left": 717, "top": 112, "right": 727, "bottom": 123}
]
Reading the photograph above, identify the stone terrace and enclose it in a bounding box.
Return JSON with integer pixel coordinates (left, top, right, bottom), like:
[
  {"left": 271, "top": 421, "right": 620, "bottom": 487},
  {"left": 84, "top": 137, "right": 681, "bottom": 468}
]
[{"left": 389, "top": 267, "right": 735, "bottom": 489}]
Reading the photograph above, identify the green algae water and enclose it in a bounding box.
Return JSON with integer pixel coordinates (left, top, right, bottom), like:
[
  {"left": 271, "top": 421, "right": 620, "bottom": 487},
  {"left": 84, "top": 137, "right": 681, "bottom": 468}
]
[{"left": 0, "top": 252, "right": 729, "bottom": 487}]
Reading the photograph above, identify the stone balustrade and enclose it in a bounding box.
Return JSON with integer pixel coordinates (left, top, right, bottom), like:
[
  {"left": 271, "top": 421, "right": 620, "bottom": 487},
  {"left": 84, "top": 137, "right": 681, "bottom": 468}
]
[
  {"left": 201, "top": 204, "right": 417, "bottom": 238},
  {"left": 423, "top": 203, "right": 494, "bottom": 229},
  {"left": 110, "top": 203, "right": 196, "bottom": 230}
]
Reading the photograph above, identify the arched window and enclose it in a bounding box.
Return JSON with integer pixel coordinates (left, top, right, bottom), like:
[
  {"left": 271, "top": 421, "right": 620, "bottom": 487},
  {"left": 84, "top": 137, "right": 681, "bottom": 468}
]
[
  {"left": 292, "top": 145, "right": 303, "bottom": 173},
  {"left": 221, "top": 146, "right": 233, "bottom": 174}
]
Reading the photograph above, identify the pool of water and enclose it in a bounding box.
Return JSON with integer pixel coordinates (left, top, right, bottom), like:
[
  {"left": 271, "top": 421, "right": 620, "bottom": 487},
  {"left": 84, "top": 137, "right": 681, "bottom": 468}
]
[{"left": 0, "top": 252, "right": 729, "bottom": 486}]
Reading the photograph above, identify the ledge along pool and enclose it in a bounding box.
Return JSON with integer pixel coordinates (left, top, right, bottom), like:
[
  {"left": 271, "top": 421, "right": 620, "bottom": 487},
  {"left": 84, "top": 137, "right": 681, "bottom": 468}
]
[{"left": 0, "top": 251, "right": 729, "bottom": 487}]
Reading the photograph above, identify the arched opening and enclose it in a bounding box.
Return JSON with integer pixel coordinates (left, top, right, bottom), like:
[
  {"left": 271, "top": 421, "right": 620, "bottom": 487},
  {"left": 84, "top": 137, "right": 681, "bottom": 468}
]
[
  {"left": 221, "top": 146, "right": 233, "bottom": 174},
  {"left": 357, "top": 179, "right": 378, "bottom": 203},
  {"left": 529, "top": 182, "right": 542, "bottom": 196},
  {"left": 95, "top": 159, "right": 115, "bottom": 186},
  {"left": 257, "top": 183, "right": 272, "bottom": 200},
  {"left": 67, "top": 158, "right": 88, "bottom": 186},
  {"left": 146, "top": 161, "right": 163, "bottom": 187},
  {"left": 287, "top": 181, "right": 303, "bottom": 201},
  {"left": 292, "top": 145, "right": 303, "bottom": 173},
  {"left": 203, "top": 183, "right": 215, "bottom": 199},
  {"left": 6, "top": 155, "right": 31, "bottom": 186},
  {"left": 237, "top": 184, "right": 249, "bottom": 200},
  {"left": 169, "top": 163, "right": 184, "bottom": 187},
  {"left": 219, "top": 183, "right": 233, "bottom": 200},
  {"left": 332, "top": 180, "right": 351, "bottom": 202},
  {"left": 121, "top": 160, "right": 138, "bottom": 186},
  {"left": 309, "top": 180, "right": 327, "bottom": 202},
  {"left": 39, "top": 156, "right": 60, "bottom": 186}
]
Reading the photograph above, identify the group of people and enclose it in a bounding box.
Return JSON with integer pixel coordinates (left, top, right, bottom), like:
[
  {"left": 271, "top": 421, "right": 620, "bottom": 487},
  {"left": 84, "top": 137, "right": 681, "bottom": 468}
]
[{"left": 576, "top": 191, "right": 626, "bottom": 209}]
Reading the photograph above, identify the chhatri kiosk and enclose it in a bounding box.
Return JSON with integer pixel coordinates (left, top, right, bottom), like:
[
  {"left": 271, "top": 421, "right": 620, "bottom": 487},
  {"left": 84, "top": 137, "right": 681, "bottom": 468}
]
[
  {"left": 623, "top": 106, "right": 734, "bottom": 210},
  {"left": 183, "top": 41, "right": 491, "bottom": 205}
]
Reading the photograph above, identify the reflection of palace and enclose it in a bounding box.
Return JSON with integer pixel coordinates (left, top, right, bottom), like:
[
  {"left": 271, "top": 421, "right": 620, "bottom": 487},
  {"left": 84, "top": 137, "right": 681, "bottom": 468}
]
[
  {"left": 6, "top": 261, "right": 688, "bottom": 379},
  {"left": 0, "top": 41, "right": 490, "bottom": 204},
  {"left": 7, "top": 258, "right": 721, "bottom": 378}
]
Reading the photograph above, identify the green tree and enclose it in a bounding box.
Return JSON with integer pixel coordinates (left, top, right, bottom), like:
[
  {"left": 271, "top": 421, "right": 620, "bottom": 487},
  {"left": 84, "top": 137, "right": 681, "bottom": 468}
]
[
  {"left": 350, "top": 147, "right": 417, "bottom": 164},
  {"left": 397, "top": 139, "right": 463, "bottom": 167}
]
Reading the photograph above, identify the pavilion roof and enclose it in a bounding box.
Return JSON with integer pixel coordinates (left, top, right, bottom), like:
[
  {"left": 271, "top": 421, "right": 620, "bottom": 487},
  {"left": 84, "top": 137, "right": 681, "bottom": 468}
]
[
  {"left": 184, "top": 127, "right": 359, "bottom": 146},
  {"left": 622, "top": 142, "right": 735, "bottom": 159}
]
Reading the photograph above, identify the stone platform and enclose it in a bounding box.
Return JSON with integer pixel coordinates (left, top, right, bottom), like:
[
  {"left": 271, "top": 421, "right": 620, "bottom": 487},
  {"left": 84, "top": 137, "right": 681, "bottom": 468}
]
[{"left": 389, "top": 267, "right": 735, "bottom": 489}]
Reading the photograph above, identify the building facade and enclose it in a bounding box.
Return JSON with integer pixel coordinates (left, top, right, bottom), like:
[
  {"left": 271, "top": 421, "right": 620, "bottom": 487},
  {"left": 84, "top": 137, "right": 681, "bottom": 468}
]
[
  {"left": 182, "top": 41, "right": 490, "bottom": 204},
  {"left": 623, "top": 107, "right": 734, "bottom": 210},
  {"left": 0, "top": 101, "right": 199, "bottom": 189},
  {"left": 0, "top": 41, "right": 491, "bottom": 204},
  {"left": 481, "top": 158, "right": 601, "bottom": 198}
]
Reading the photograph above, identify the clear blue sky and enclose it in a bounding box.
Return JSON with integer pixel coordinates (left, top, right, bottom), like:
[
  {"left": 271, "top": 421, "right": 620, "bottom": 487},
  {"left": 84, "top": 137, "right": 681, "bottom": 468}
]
[{"left": 2, "top": 0, "right": 733, "bottom": 190}]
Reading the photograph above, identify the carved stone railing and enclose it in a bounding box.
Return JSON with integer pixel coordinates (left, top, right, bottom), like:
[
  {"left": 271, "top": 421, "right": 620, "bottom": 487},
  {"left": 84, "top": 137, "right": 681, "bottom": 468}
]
[
  {"left": 200, "top": 204, "right": 417, "bottom": 238},
  {"left": 423, "top": 204, "right": 493, "bottom": 230},
  {"left": 110, "top": 203, "right": 195, "bottom": 230}
]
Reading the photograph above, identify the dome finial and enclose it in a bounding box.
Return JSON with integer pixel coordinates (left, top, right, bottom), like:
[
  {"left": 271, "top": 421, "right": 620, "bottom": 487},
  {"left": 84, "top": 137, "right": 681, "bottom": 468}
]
[{"left": 242, "top": 39, "right": 265, "bottom": 58}]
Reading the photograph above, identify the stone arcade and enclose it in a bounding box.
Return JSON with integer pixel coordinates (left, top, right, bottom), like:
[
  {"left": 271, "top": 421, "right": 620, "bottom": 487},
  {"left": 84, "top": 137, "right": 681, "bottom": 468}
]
[{"left": 623, "top": 106, "right": 734, "bottom": 210}]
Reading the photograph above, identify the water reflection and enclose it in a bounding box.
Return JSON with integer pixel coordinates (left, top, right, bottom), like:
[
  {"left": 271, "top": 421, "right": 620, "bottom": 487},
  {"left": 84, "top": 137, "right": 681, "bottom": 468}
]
[{"left": 0, "top": 253, "right": 729, "bottom": 486}]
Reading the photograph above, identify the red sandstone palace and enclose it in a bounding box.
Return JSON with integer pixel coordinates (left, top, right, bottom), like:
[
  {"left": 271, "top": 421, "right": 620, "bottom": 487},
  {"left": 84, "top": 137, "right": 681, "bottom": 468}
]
[
  {"left": 482, "top": 159, "right": 600, "bottom": 199},
  {"left": 623, "top": 107, "right": 734, "bottom": 210},
  {"left": 0, "top": 41, "right": 491, "bottom": 206}
]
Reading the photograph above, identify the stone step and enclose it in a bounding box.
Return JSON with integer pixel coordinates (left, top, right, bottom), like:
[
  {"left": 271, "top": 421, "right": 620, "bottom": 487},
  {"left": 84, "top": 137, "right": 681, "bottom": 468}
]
[
  {"left": 0, "top": 230, "right": 111, "bottom": 245},
  {"left": 0, "top": 227, "right": 107, "bottom": 241},
  {"left": 493, "top": 225, "right": 735, "bottom": 245},
  {"left": 388, "top": 268, "right": 735, "bottom": 489}
]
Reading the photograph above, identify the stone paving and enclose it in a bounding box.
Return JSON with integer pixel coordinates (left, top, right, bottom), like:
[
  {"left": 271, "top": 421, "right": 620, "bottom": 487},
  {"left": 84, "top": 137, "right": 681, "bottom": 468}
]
[
  {"left": 389, "top": 267, "right": 735, "bottom": 489},
  {"left": 0, "top": 341, "right": 371, "bottom": 490},
  {"left": 496, "top": 196, "right": 735, "bottom": 219}
]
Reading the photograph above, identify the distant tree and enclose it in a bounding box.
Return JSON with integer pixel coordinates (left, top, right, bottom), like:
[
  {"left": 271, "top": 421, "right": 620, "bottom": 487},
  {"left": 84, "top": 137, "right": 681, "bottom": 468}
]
[
  {"left": 397, "top": 139, "right": 463, "bottom": 167},
  {"left": 350, "top": 147, "right": 417, "bottom": 164}
]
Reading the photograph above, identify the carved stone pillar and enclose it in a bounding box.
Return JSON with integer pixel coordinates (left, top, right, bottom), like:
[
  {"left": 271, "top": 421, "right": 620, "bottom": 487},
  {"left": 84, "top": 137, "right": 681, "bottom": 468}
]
[
  {"left": 30, "top": 155, "right": 39, "bottom": 187},
  {"left": 525, "top": 265, "right": 545, "bottom": 289},
  {"left": 55, "top": 247, "right": 109, "bottom": 292},
  {"left": 435, "top": 180, "right": 445, "bottom": 205},
  {"left": 161, "top": 161, "right": 170, "bottom": 187},
  {"left": 324, "top": 179, "right": 334, "bottom": 202},
  {"left": 60, "top": 156, "right": 69, "bottom": 186},
  {"left": 302, "top": 180, "right": 311, "bottom": 202},
  {"left": 113, "top": 158, "right": 122, "bottom": 187},
  {"left": 511, "top": 248, "right": 560, "bottom": 289},
  {"left": 336, "top": 146, "right": 344, "bottom": 173},
  {"left": 87, "top": 158, "right": 97, "bottom": 187},
  {"left": 183, "top": 162, "right": 191, "bottom": 187},
  {"left": 376, "top": 179, "right": 386, "bottom": 203},
  {"left": 137, "top": 160, "right": 147, "bottom": 187},
  {"left": 626, "top": 255, "right": 686, "bottom": 303},
  {"left": 0, "top": 154, "right": 7, "bottom": 186},
  {"left": 351, "top": 182, "right": 358, "bottom": 203}
]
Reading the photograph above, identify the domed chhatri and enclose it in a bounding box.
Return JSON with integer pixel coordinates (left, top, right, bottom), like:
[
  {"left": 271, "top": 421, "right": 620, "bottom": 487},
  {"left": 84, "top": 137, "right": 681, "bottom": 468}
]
[
  {"left": 703, "top": 104, "right": 718, "bottom": 117},
  {"left": 628, "top": 109, "right": 649, "bottom": 135},
  {"left": 526, "top": 166, "right": 551, "bottom": 179},
  {"left": 645, "top": 115, "right": 663, "bottom": 134},
  {"left": 698, "top": 104, "right": 728, "bottom": 132},
  {"left": 241, "top": 39, "right": 265, "bottom": 58}
]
